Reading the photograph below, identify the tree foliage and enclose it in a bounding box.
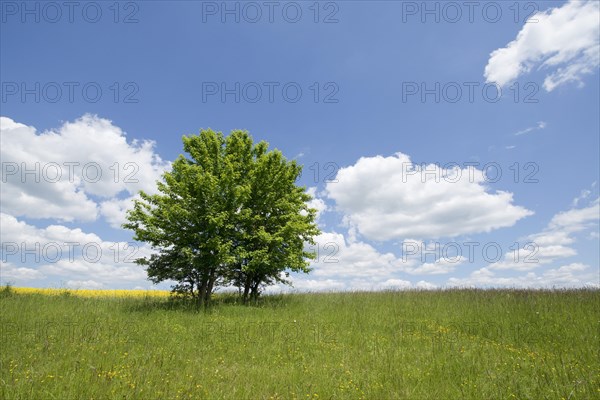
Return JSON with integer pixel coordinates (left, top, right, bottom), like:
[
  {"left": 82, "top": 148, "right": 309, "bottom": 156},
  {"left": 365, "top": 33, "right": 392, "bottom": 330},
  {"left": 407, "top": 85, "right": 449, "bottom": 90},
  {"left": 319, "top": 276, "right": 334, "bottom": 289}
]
[{"left": 123, "top": 129, "right": 320, "bottom": 304}]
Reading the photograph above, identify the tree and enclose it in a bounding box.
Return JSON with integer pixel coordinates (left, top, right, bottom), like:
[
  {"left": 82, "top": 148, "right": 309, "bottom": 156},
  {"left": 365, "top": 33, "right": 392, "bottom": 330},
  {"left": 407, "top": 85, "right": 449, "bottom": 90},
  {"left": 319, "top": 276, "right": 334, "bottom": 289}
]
[{"left": 123, "top": 129, "right": 320, "bottom": 304}]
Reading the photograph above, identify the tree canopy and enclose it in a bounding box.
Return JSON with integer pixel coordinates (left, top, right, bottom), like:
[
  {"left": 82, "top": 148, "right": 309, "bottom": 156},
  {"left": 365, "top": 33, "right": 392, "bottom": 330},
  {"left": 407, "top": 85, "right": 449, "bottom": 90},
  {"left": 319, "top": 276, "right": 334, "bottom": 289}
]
[{"left": 123, "top": 129, "right": 320, "bottom": 304}]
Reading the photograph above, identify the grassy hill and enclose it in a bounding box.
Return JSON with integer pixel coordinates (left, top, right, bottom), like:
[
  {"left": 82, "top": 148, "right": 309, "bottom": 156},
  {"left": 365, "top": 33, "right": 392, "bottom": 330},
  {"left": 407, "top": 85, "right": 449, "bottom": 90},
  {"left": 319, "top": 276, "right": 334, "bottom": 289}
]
[{"left": 1, "top": 286, "right": 598, "bottom": 399}]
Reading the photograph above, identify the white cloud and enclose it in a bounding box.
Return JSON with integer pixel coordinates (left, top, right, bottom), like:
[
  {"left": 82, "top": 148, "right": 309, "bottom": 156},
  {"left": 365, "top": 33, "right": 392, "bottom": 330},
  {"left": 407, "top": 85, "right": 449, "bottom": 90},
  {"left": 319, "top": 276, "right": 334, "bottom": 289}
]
[
  {"left": 0, "top": 213, "right": 154, "bottom": 288},
  {"left": 0, "top": 261, "right": 44, "bottom": 281},
  {"left": 515, "top": 121, "right": 546, "bottom": 136},
  {"left": 305, "top": 187, "right": 328, "bottom": 221},
  {"left": 301, "top": 230, "right": 460, "bottom": 290},
  {"left": 0, "top": 212, "right": 100, "bottom": 246},
  {"left": 572, "top": 188, "right": 592, "bottom": 207},
  {"left": 490, "top": 198, "right": 598, "bottom": 271},
  {"left": 380, "top": 278, "right": 412, "bottom": 289},
  {"left": 398, "top": 239, "right": 467, "bottom": 275},
  {"left": 549, "top": 197, "right": 600, "bottom": 231},
  {"left": 99, "top": 195, "right": 143, "bottom": 229},
  {"left": 308, "top": 231, "right": 409, "bottom": 279},
  {"left": 408, "top": 256, "right": 466, "bottom": 275},
  {"left": 415, "top": 280, "right": 438, "bottom": 290},
  {"left": 0, "top": 115, "right": 170, "bottom": 227},
  {"left": 448, "top": 263, "right": 598, "bottom": 289},
  {"left": 484, "top": 0, "right": 599, "bottom": 91},
  {"left": 66, "top": 279, "right": 104, "bottom": 289},
  {"left": 273, "top": 275, "right": 438, "bottom": 293},
  {"left": 542, "top": 262, "right": 591, "bottom": 282},
  {"left": 326, "top": 152, "right": 532, "bottom": 241},
  {"left": 289, "top": 278, "right": 347, "bottom": 292}
]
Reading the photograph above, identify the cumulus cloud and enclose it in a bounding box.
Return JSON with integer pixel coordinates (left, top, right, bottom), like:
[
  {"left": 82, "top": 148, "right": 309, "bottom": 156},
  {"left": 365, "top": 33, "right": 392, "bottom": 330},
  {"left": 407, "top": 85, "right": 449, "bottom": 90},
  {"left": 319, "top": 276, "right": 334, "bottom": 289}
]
[
  {"left": 490, "top": 198, "right": 598, "bottom": 272},
  {"left": 295, "top": 230, "right": 457, "bottom": 291},
  {"left": 0, "top": 115, "right": 170, "bottom": 227},
  {"left": 99, "top": 195, "right": 144, "bottom": 230},
  {"left": 408, "top": 256, "right": 466, "bottom": 275},
  {"left": 0, "top": 261, "right": 44, "bottom": 281},
  {"left": 305, "top": 187, "right": 328, "bottom": 222},
  {"left": 398, "top": 239, "right": 468, "bottom": 275},
  {"left": 66, "top": 279, "right": 105, "bottom": 290},
  {"left": 450, "top": 195, "right": 599, "bottom": 288},
  {"left": 325, "top": 152, "right": 532, "bottom": 241},
  {"left": 484, "top": 0, "right": 599, "bottom": 91},
  {"left": 0, "top": 213, "right": 154, "bottom": 288},
  {"left": 288, "top": 278, "right": 347, "bottom": 292},
  {"left": 549, "top": 197, "right": 600, "bottom": 231},
  {"left": 380, "top": 278, "right": 412, "bottom": 289},
  {"left": 415, "top": 280, "right": 438, "bottom": 290},
  {"left": 308, "top": 231, "right": 409, "bottom": 279},
  {"left": 266, "top": 275, "right": 438, "bottom": 293},
  {"left": 448, "top": 263, "right": 598, "bottom": 289}
]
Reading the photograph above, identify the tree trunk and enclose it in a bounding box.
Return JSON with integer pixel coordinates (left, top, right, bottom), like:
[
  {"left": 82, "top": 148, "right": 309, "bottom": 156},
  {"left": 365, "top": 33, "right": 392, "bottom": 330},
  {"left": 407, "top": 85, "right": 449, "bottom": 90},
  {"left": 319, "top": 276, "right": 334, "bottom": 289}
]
[
  {"left": 204, "top": 269, "right": 216, "bottom": 304},
  {"left": 250, "top": 279, "right": 261, "bottom": 301},
  {"left": 197, "top": 277, "right": 208, "bottom": 306},
  {"left": 188, "top": 279, "right": 195, "bottom": 298},
  {"left": 242, "top": 277, "right": 251, "bottom": 304}
]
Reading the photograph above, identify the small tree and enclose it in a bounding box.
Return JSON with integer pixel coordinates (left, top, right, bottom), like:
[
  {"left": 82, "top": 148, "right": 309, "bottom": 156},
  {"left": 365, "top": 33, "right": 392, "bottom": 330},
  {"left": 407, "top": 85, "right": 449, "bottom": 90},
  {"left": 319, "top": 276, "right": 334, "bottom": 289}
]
[{"left": 124, "top": 129, "right": 319, "bottom": 304}]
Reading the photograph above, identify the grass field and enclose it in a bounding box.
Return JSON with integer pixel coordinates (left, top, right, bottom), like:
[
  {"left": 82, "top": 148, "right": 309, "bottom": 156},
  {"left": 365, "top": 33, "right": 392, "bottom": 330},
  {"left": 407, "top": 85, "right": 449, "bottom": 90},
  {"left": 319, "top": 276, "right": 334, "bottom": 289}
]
[{"left": 1, "top": 286, "right": 598, "bottom": 399}]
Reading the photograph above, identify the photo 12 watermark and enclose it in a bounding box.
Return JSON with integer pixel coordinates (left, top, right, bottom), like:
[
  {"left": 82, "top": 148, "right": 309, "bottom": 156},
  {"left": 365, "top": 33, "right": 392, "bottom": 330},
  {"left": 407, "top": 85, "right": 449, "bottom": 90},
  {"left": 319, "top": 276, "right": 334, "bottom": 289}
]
[
  {"left": 401, "top": 240, "right": 540, "bottom": 265},
  {"left": 1, "top": 161, "right": 141, "bottom": 184},
  {"left": 307, "top": 241, "right": 340, "bottom": 264},
  {"left": 395, "top": 320, "right": 542, "bottom": 349},
  {"left": 400, "top": 1, "right": 540, "bottom": 24},
  {"left": 201, "top": 81, "right": 340, "bottom": 104},
  {"left": 401, "top": 81, "right": 539, "bottom": 104},
  {"left": 1, "top": 1, "right": 140, "bottom": 24},
  {"left": 1, "top": 81, "right": 140, "bottom": 104},
  {"left": 1, "top": 320, "right": 138, "bottom": 344},
  {"left": 399, "top": 161, "right": 540, "bottom": 184},
  {"left": 299, "top": 161, "right": 340, "bottom": 184},
  {"left": 1, "top": 241, "right": 140, "bottom": 264},
  {"left": 197, "top": 321, "right": 337, "bottom": 345},
  {"left": 200, "top": 1, "right": 340, "bottom": 24}
]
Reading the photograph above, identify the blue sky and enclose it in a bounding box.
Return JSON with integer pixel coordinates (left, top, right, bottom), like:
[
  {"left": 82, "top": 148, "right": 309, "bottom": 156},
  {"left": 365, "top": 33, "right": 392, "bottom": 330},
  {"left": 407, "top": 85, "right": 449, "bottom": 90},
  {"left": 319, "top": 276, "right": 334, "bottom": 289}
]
[{"left": 1, "top": 0, "right": 599, "bottom": 291}]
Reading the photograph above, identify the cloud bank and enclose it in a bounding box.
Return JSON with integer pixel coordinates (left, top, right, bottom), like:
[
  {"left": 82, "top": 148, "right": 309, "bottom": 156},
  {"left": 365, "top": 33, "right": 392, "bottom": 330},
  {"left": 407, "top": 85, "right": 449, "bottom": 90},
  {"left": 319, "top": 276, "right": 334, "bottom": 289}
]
[
  {"left": 325, "top": 152, "right": 532, "bottom": 241},
  {"left": 484, "top": 0, "right": 599, "bottom": 91}
]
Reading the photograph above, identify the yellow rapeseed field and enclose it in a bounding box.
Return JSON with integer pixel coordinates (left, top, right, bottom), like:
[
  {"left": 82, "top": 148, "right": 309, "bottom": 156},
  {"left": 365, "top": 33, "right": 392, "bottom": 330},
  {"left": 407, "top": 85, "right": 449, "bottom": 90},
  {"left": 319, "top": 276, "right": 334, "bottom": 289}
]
[{"left": 11, "top": 287, "right": 170, "bottom": 298}]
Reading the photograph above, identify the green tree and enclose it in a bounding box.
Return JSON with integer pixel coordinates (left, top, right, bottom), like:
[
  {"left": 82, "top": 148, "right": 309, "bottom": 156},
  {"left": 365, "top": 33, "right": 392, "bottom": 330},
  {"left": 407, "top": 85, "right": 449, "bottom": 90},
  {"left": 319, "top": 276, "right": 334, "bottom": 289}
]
[{"left": 123, "top": 129, "right": 319, "bottom": 304}]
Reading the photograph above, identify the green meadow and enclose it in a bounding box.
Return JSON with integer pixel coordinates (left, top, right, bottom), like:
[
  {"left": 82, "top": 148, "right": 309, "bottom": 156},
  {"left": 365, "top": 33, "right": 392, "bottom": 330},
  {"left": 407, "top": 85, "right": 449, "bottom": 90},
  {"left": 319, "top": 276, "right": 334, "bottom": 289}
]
[{"left": 1, "top": 287, "right": 598, "bottom": 399}]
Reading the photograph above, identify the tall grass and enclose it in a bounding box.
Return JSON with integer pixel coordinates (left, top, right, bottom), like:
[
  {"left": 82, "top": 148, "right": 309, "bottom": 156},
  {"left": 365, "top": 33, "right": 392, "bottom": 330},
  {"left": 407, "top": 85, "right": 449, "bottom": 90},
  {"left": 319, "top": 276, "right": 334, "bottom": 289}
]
[{"left": 1, "top": 287, "right": 598, "bottom": 399}]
